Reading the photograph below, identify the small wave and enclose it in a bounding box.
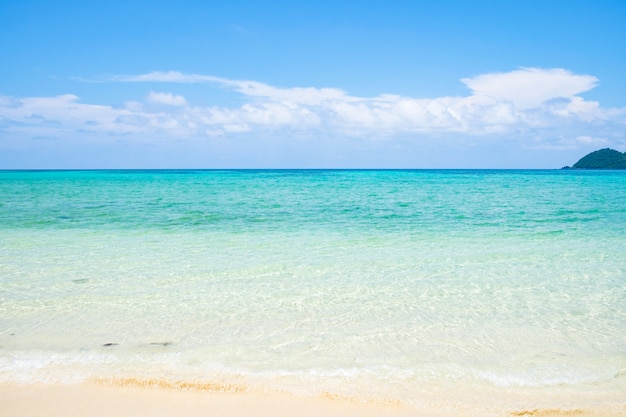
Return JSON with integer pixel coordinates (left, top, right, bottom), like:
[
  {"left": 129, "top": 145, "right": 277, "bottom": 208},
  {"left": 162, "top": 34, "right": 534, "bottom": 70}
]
[
  {"left": 0, "top": 352, "right": 116, "bottom": 384},
  {"left": 473, "top": 366, "right": 616, "bottom": 388}
]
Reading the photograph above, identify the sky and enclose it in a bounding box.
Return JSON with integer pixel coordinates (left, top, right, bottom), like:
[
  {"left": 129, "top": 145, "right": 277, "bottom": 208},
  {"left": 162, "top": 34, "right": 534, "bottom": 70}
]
[{"left": 1, "top": 0, "right": 625, "bottom": 169}]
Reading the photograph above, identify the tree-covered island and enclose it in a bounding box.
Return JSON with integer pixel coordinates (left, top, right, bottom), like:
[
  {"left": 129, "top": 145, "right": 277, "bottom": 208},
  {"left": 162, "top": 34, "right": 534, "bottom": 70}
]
[{"left": 563, "top": 148, "right": 626, "bottom": 169}]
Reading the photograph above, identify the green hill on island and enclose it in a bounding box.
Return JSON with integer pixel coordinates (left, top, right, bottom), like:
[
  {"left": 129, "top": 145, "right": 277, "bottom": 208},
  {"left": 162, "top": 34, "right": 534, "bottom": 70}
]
[{"left": 566, "top": 148, "right": 626, "bottom": 169}]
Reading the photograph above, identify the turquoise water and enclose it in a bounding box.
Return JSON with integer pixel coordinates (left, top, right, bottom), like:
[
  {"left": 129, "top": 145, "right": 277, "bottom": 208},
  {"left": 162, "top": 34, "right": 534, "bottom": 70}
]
[{"left": 1, "top": 170, "right": 625, "bottom": 415}]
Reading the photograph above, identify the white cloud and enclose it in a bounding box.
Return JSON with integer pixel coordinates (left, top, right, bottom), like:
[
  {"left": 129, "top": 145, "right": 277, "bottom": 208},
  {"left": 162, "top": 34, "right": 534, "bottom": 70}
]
[
  {"left": 113, "top": 71, "right": 214, "bottom": 83},
  {"left": 2, "top": 68, "right": 625, "bottom": 150},
  {"left": 0, "top": 94, "right": 139, "bottom": 134},
  {"left": 147, "top": 91, "right": 187, "bottom": 106},
  {"left": 461, "top": 68, "right": 598, "bottom": 109},
  {"left": 116, "top": 71, "right": 351, "bottom": 105}
]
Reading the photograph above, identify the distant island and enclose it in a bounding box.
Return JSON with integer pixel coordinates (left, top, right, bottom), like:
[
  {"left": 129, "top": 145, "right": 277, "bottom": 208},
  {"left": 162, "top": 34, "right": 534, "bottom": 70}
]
[{"left": 563, "top": 148, "right": 626, "bottom": 169}]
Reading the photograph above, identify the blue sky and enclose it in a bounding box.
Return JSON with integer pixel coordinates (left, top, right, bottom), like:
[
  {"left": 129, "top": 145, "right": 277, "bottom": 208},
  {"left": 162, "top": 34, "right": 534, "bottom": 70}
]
[{"left": 1, "top": 0, "right": 625, "bottom": 168}]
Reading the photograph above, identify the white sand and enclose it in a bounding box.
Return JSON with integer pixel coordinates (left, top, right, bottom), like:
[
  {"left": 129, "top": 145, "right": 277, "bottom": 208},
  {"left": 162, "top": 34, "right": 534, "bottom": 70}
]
[
  {"left": 2, "top": 382, "right": 625, "bottom": 417},
  {"left": 0, "top": 382, "right": 427, "bottom": 417}
]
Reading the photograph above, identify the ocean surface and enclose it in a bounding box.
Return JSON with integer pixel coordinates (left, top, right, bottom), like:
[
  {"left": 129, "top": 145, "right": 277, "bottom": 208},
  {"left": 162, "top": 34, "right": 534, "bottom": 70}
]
[{"left": 1, "top": 169, "right": 625, "bottom": 415}]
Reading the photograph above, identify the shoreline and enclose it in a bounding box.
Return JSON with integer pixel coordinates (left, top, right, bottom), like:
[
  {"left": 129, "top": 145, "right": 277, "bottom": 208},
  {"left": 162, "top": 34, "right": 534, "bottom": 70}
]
[{"left": 1, "top": 382, "right": 624, "bottom": 417}]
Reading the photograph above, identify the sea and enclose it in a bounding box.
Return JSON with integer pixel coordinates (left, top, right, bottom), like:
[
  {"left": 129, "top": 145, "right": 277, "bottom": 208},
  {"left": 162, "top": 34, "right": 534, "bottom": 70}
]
[{"left": 1, "top": 169, "right": 625, "bottom": 416}]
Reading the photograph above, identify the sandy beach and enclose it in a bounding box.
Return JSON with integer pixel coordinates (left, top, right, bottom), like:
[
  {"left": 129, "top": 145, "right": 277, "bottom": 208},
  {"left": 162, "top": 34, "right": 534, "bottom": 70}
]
[
  {"left": 0, "top": 382, "right": 424, "bottom": 417},
  {"left": 2, "top": 381, "right": 625, "bottom": 417}
]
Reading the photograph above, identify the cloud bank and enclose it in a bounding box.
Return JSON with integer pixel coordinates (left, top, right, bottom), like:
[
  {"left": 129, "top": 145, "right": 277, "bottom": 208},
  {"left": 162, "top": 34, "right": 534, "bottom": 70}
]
[{"left": 1, "top": 68, "right": 624, "bottom": 150}]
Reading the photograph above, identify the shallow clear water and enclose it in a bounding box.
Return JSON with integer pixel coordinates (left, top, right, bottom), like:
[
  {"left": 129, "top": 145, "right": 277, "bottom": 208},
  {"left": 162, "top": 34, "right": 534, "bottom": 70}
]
[{"left": 1, "top": 170, "right": 625, "bottom": 414}]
